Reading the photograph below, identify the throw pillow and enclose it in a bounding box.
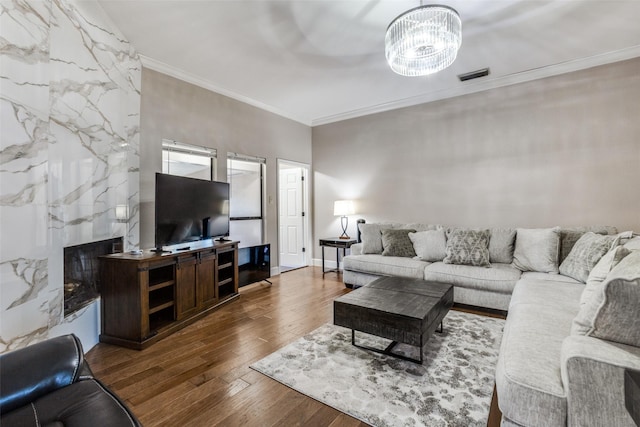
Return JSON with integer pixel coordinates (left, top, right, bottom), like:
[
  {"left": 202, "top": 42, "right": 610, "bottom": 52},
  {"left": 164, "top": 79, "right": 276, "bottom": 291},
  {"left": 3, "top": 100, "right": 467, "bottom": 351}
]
[
  {"left": 572, "top": 250, "right": 640, "bottom": 347},
  {"left": 409, "top": 229, "right": 446, "bottom": 262},
  {"left": 512, "top": 228, "right": 561, "bottom": 273},
  {"left": 359, "top": 223, "right": 395, "bottom": 254},
  {"left": 559, "top": 232, "right": 621, "bottom": 283},
  {"left": 443, "top": 228, "right": 490, "bottom": 267},
  {"left": 623, "top": 235, "right": 640, "bottom": 251},
  {"left": 558, "top": 226, "right": 618, "bottom": 263},
  {"left": 559, "top": 229, "right": 586, "bottom": 264},
  {"left": 381, "top": 229, "right": 416, "bottom": 257},
  {"left": 580, "top": 246, "right": 631, "bottom": 306},
  {"left": 489, "top": 228, "right": 517, "bottom": 264}
]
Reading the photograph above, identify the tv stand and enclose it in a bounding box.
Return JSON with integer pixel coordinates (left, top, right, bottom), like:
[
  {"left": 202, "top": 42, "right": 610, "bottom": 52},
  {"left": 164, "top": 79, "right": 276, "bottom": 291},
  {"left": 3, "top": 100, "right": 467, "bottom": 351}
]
[
  {"left": 99, "top": 240, "right": 239, "bottom": 349},
  {"left": 216, "top": 237, "right": 230, "bottom": 242},
  {"left": 150, "top": 247, "right": 171, "bottom": 253}
]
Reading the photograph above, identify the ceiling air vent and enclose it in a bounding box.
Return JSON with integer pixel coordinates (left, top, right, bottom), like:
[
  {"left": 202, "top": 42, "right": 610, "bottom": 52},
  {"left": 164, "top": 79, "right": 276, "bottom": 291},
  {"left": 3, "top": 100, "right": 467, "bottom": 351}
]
[{"left": 458, "top": 68, "right": 490, "bottom": 82}]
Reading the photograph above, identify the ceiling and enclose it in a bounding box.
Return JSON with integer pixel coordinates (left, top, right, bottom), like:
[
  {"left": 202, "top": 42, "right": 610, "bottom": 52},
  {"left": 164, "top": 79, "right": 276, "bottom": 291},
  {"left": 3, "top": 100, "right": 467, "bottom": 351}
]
[{"left": 98, "top": 1, "right": 640, "bottom": 126}]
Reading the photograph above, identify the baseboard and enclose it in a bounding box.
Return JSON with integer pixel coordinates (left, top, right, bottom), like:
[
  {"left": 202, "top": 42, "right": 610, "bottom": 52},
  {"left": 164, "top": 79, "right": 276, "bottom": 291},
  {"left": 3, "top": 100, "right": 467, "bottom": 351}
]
[{"left": 312, "top": 258, "right": 343, "bottom": 270}]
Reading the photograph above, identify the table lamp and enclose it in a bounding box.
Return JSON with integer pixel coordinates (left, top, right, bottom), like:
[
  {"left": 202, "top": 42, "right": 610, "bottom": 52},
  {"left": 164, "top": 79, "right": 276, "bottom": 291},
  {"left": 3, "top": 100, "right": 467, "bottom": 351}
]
[{"left": 334, "top": 200, "right": 355, "bottom": 239}]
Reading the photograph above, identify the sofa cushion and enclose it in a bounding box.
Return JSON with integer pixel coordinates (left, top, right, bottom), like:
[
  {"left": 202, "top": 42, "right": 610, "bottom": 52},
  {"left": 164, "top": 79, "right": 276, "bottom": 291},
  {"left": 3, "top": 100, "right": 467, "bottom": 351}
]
[
  {"left": 1, "top": 379, "right": 140, "bottom": 427},
  {"left": 408, "top": 229, "right": 446, "bottom": 262},
  {"left": 496, "top": 300, "right": 575, "bottom": 427},
  {"left": 580, "top": 245, "right": 631, "bottom": 305},
  {"left": 559, "top": 232, "right": 620, "bottom": 283},
  {"left": 424, "top": 262, "right": 521, "bottom": 294},
  {"left": 519, "top": 272, "right": 581, "bottom": 284},
  {"left": 359, "top": 223, "right": 398, "bottom": 254},
  {"left": 489, "top": 228, "right": 516, "bottom": 264},
  {"left": 509, "top": 278, "right": 584, "bottom": 312},
  {"left": 496, "top": 279, "right": 581, "bottom": 427},
  {"left": 572, "top": 250, "right": 640, "bottom": 347},
  {"left": 443, "top": 228, "right": 491, "bottom": 266},
  {"left": 381, "top": 229, "right": 416, "bottom": 257},
  {"left": 513, "top": 227, "right": 560, "bottom": 273},
  {"left": 343, "top": 254, "right": 428, "bottom": 279}
]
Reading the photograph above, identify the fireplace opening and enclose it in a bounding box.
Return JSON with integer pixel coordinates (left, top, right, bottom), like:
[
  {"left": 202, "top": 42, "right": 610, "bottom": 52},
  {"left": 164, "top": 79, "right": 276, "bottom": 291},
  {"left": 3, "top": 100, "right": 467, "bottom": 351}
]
[{"left": 64, "top": 237, "right": 123, "bottom": 317}]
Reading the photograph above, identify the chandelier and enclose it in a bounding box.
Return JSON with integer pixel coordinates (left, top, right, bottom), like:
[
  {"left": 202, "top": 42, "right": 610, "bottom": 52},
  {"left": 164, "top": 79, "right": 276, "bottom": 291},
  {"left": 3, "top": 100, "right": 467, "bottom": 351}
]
[{"left": 385, "top": 5, "right": 462, "bottom": 77}]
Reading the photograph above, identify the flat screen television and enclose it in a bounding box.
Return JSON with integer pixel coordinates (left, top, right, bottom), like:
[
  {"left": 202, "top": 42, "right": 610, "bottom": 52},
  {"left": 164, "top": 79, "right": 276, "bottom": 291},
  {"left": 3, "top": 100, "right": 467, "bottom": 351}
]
[{"left": 155, "top": 173, "right": 230, "bottom": 250}]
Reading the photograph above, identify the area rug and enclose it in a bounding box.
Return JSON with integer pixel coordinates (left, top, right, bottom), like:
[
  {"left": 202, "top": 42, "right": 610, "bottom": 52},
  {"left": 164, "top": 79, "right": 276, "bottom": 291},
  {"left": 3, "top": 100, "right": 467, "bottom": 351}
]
[{"left": 250, "top": 310, "right": 504, "bottom": 427}]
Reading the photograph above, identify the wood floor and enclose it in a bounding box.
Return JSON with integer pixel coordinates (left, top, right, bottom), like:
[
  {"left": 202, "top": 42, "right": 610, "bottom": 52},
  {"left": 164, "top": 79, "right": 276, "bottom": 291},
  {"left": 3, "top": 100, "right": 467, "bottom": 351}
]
[{"left": 86, "top": 267, "right": 503, "bottom": 426}]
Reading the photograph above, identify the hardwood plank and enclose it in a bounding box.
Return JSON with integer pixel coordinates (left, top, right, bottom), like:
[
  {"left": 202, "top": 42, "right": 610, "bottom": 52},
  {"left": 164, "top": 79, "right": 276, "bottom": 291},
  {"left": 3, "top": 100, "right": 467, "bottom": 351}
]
[{"left": 85, "top": 267, "right": 502, "bottom": 426}]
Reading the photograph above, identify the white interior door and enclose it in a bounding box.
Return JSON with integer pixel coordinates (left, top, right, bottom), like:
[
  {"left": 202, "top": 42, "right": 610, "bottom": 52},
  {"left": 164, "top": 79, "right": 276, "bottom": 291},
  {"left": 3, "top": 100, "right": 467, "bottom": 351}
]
[{"left": 279, "top": 164, "right": 306, "bottom": 269}]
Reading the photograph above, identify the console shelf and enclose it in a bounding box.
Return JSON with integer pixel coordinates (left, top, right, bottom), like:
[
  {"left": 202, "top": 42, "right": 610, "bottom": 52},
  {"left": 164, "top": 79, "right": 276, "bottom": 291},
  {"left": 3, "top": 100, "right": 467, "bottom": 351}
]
[{"left": 99, "top": 241, "right": 239, "bottom": 349}]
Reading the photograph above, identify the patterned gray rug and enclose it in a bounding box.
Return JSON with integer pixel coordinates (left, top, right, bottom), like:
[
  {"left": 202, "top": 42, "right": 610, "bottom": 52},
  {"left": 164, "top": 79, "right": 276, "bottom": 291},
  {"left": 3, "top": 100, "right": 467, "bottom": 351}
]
[{"left": 250, "top": 310, "right": 504, "bottom": 427}]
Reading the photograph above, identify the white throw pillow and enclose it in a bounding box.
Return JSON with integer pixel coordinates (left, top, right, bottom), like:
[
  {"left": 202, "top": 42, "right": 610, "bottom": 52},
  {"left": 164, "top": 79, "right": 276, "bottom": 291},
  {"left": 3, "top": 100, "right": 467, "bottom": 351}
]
[
  {"left": 409, "top": 230, "right": 446, "bottom": 262},
  {"left": 512, "top": 227, "right": 561, "bottom": 273}
]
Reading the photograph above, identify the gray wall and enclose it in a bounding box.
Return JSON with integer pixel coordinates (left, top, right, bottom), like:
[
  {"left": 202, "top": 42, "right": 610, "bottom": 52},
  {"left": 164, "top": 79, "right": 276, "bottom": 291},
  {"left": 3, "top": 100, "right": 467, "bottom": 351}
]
[
  {"left": 140, "top": 68, "right": 312, "bottom": 267},
  {"left": 313, "top": 58, "right": 640, "bottom": 263}
]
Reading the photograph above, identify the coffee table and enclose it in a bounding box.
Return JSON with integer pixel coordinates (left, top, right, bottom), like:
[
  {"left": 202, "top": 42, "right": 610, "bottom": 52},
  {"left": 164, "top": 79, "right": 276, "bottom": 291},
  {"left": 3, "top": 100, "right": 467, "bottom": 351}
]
[{"left": 333, "top": 276, "right": 453, "bottom": 364}]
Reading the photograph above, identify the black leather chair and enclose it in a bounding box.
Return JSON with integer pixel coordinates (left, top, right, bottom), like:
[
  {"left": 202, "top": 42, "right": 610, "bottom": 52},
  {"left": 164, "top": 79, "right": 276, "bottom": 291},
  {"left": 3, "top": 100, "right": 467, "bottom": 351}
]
[{"left": 0, "top": 334, "right": 141, "bottom": 426}]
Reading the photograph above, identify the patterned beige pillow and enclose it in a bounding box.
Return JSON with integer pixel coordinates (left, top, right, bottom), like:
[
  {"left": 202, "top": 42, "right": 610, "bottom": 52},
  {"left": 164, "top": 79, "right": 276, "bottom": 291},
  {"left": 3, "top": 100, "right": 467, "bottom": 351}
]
[
  {"left": 443, "top": 228, "right": 490, "bottom": 267},
  {"left": 381, "top": 229, "right": 416, "bottom": 257},
  {"left": 559, "top": 232, "right": 620, "bottom": 283}
]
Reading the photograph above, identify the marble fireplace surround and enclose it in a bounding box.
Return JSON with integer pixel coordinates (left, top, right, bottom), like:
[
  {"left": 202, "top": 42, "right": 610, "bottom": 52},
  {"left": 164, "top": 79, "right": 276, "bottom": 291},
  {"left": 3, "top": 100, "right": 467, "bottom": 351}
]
[{"left": 0, "top": 0, "right": 141, "bottom": 352}]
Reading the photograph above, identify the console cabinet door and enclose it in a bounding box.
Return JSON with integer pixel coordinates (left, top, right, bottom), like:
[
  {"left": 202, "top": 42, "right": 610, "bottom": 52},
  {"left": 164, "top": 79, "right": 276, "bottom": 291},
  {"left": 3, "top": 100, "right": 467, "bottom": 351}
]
[
  {"left": 176, "top": 255, "right": 198, "bottom": 320},
  {"left": 198, "top": 250, "right": 217, "bottom": 309}
]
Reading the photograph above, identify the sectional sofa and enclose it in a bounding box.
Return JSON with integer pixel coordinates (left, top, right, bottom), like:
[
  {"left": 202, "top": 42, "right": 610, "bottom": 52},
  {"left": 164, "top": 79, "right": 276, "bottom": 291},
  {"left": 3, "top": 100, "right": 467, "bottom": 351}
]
[{"left": 341, "top": 222, "right": 640, "bottom": 426}]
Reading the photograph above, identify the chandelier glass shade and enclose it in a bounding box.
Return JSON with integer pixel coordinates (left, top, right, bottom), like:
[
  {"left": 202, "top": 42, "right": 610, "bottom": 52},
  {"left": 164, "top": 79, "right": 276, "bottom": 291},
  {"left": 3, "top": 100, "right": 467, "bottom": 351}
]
[{"left": 385, "top": 5, "right": 462, "bottom": 77}]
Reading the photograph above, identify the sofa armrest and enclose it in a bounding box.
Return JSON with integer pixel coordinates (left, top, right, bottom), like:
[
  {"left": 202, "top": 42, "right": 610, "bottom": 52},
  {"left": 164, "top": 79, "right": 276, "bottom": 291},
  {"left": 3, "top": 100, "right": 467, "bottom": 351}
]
[
  {"left": 561, "top": 334, "right": 640, "bottom": 427},
  {"left": 0, "top": 334, "right": 91, "bottom": 413},
  {"left": 350, "top": 243, "right": 363, "bottom": 255}
]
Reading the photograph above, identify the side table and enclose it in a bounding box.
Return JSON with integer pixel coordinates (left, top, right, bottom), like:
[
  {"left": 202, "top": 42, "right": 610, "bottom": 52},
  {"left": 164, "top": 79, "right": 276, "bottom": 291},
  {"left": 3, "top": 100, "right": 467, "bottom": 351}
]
[{"left": 319, "top": 238, "right": 357, "bottom": 275}]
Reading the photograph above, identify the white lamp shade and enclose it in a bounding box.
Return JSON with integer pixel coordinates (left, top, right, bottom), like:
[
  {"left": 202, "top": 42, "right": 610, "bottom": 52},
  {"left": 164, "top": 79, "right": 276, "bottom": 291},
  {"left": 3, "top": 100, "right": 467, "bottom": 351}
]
[{"left": 334, "top": 200, "right": 355, "bottom": 216}]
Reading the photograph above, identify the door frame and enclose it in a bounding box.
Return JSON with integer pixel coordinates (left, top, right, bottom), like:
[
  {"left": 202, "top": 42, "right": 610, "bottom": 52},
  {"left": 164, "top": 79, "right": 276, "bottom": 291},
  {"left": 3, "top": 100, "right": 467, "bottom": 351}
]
[{"left": 276, "top": 158, "right": 311, "bottom": 273}]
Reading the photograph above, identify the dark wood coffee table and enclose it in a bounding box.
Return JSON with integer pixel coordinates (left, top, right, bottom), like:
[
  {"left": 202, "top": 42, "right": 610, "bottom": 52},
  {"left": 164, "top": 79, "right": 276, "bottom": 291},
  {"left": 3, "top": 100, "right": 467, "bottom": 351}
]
[{"left": 333, "top": 276, "right": 454, "bottom": 364}]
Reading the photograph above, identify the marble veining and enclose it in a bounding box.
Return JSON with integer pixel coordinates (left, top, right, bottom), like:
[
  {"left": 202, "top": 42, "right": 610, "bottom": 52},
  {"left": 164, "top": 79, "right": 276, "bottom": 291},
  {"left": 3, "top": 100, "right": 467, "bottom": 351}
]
[{"left": 0, "top": 0, "right": 141, "bottom": 352}]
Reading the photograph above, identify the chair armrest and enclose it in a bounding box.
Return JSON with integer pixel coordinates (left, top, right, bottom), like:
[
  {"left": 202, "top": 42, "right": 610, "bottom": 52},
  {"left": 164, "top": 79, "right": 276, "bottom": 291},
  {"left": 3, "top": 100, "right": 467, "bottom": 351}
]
[
  {"left": 561, "top": 334, "right": 640, "bottom": 427},
  {"left": 350, "top": 243, "right": 363, "bottom": 255},
  {"left": 0, "top": 334, "right": 91, "bottom": 413}
]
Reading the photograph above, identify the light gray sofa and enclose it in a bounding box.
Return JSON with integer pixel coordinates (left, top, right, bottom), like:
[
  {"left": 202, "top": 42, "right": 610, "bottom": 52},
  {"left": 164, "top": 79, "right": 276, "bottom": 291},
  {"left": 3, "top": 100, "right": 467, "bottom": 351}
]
[
  {"left": 342, "top": 222, "right": 640, "bottom": 426},
  {"left": 344, "top": 223, "right": 615, "bottom": 312}
]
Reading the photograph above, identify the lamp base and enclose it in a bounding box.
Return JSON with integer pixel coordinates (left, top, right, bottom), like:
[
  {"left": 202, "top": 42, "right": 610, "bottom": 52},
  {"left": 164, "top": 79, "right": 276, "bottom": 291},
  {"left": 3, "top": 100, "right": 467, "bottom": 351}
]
[{"left": 339, "top": 216, "right": 350, "bottom": 240}]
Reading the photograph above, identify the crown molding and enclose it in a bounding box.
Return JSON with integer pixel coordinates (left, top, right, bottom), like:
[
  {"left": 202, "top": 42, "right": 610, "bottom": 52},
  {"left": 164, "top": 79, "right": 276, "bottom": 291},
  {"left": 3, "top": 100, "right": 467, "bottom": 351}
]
[
  {"left": 139, "top": 55, "right": 312, "bottom": 126},
  {"left": 311, "top": 45, "right": 640, "bottom": 126},
  {"left": 140, "top": 45, "right": 640, "bottom": 129}
]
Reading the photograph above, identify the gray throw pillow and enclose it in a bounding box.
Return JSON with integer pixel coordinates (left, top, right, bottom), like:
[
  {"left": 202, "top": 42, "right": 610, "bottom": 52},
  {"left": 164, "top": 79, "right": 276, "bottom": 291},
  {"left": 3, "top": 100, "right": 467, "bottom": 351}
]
[
  {"left": 443, "top": 228, "right": 490, "bottom": 267},
  {"left": 559, "top": 232, "right": 620, "bottom": 283},
  {"left": 559, "top": 230, "right": 585, "bottom": 264},
  {"left": 381, "top": 229, "right": 417, "bottom": 257},
  {"left": 580, "top": 246, "right": 631, "bottom": 305},
  {"left": 409, "top": 229, "right": 446, "bottom": 262},
  {"left": 359, "top": 223, "right": 395, "bottom": 254},
  {"left": 513, "top": 228, "right": 560, "bottom": 273},
  {"left": 572, "top": 250, "right": 640, "bottom": 347},
  {"left": 558, "top": 226, "right": 618, "bottom": 263},
  {"left": 489, "top": 228, "right": 516, "bottom": 264}
]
